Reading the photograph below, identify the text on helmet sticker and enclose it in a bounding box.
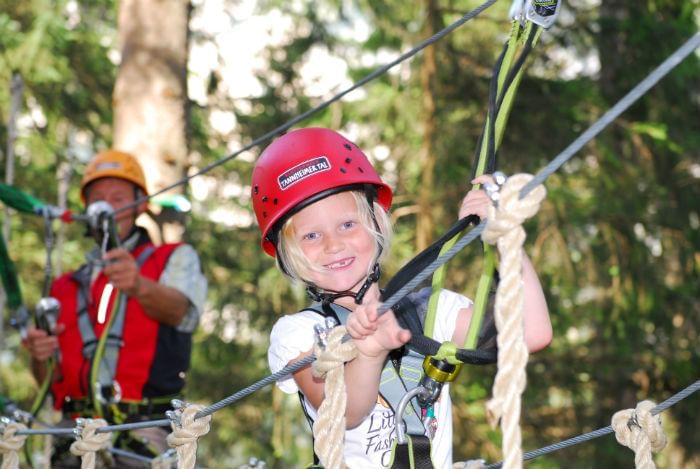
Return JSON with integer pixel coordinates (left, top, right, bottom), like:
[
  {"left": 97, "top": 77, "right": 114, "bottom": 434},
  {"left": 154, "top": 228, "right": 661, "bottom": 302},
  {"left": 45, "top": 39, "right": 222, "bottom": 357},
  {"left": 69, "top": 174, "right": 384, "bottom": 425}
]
[
  {"left": 95, "top": 162, "right": 123, "bottom": 171},
  {"left": 278, "top": 156, "right": 331, "bottom": 190}
]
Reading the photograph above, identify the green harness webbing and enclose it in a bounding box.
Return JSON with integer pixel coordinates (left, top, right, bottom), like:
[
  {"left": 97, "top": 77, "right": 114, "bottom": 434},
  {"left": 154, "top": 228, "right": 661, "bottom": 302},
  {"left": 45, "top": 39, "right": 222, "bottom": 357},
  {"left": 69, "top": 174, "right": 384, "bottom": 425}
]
[
  {"left": 0, "top": 183, "right": 46, "bottom": 322},
  {"left": 393, "top": 18, "right": 545, "bottom": 469},
  {"left": 0, "top": 233, "right": 22, "bottom": 312},
  {"left": 425, "top": 20, "right": 542, "bottom": 354}
]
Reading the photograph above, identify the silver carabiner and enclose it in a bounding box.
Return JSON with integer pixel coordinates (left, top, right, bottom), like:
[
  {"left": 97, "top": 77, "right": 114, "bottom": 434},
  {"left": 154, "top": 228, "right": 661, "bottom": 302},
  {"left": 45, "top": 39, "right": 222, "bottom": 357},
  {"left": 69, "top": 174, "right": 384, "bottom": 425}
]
[{"left": 525, "top": 0, "right": 561, "bottom": 29}]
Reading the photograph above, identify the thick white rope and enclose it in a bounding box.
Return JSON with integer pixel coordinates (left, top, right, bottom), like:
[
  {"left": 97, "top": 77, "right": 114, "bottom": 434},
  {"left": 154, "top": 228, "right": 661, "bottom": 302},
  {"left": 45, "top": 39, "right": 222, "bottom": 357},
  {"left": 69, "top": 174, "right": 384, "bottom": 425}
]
[
  {"left": 311, "top": 325, "right": 358, "bottom": 469},
  {"left": 611, "top": 400, "right": 667, "bottom": 469},
  {"left": 0, "top": 421, "right": 27, "bottom": 469},
  {"left": 481, "top": 173, "right": 546, "bottom": 469},
  {"left": 69, "top": 418, "right": 111, "bottom": 469},
  {"left": 166, "top": 403, "right": 211, "bottom": 469}
]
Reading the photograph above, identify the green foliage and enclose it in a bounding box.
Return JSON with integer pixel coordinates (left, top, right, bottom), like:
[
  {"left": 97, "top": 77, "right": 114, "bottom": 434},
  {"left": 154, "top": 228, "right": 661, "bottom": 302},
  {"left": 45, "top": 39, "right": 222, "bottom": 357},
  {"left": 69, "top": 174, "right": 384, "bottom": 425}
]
[{"left": 1, "top": 0, "right": 699, "bottom": 468}]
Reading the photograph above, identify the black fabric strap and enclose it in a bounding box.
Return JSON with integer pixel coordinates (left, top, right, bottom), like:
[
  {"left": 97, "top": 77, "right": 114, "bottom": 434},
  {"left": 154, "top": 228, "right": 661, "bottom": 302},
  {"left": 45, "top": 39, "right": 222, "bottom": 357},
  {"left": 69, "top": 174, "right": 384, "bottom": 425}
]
[{"left": 391, "top": 435, "right": 434, "bottom": 469}]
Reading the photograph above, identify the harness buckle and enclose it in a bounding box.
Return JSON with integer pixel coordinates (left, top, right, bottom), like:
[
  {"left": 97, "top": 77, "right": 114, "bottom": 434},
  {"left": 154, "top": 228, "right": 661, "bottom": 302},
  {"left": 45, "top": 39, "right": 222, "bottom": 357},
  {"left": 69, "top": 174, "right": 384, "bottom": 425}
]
[{"left": 94, "top": 380, "right": 122, "bottom": 405}]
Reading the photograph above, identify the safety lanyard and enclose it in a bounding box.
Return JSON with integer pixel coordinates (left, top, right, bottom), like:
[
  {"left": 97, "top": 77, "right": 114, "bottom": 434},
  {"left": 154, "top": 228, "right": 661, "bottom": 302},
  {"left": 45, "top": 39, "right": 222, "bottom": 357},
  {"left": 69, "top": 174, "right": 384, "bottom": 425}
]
[{"left": 424, "top": 20, "right": 542, "bottom": 352}]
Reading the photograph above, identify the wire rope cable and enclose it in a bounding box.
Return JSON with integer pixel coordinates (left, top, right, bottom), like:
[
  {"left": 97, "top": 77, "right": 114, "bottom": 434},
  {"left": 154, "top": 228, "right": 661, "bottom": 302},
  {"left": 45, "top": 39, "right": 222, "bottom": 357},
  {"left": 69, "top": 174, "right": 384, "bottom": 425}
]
[
  {"left": 111, "top": 0, "right": 499, "bottom": 216},
  {"left": 480, "top": 380, "right": 700, "bottom": 468}
]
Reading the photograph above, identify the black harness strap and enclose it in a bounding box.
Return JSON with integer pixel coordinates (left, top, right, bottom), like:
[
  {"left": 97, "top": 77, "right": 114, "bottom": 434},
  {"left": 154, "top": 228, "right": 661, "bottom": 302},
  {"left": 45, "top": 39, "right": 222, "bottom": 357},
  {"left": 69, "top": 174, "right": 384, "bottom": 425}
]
[{"left": 390, "top": 435, "right": 434, "bottom": 469}]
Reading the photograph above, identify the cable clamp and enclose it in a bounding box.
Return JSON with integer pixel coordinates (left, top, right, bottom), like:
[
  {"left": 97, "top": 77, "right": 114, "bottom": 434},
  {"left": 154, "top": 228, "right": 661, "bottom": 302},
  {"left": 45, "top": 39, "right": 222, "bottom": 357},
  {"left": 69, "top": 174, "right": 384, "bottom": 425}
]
[{"left": 313, "top": 317, "right": 339, "bottom": 350}]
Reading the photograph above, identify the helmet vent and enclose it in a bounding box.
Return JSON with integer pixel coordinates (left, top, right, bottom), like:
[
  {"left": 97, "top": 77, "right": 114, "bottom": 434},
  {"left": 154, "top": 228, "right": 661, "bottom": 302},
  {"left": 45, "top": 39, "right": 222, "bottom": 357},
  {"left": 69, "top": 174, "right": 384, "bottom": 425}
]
[
  {"left": 340, "top": 168, "right": 347, "bottom": 174},
  {"left": 345, "top": 157, "right": 352, "bottom": 163},
  {"left": 254, "top": 185, "right": 259, "bottom": 195},
  {"left": 343, "top": 143, "right": 352, "bottom": 151},
  {"left": 273, "top": 198, "right": 278, "bottom": 205},
  {"left": 262, "top": 196, "right": 268, "bottom": 202},
  {"left": 358, "top": 167, "right": 365, "bottom": 173}
]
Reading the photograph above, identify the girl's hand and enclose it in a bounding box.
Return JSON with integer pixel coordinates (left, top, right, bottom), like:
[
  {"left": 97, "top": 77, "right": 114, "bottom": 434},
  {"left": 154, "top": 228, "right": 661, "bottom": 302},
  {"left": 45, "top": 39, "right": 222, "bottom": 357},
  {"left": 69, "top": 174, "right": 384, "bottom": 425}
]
[
  {"left": 347, "top": 299, "right": 411, "bottom": 359},
  {"left": 459, "top": 174, "right": 495, "bottom": 220}
]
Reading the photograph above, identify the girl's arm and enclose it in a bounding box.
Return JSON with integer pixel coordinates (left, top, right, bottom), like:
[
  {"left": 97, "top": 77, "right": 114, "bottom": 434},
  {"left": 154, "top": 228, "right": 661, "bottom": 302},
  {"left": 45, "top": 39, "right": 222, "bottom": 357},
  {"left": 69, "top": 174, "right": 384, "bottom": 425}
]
[
  {"left": 453, "top": 175, "right": 552, "bottom": 352},
  {"left": 291, "top": 291, "right": 411, "bottom": 429},
  {"left": 290, "top": 349, "right": 390, "bottom": 429},
  {"left": 520, "top": 250, "right": 552, "bottom": 351},
  {"left": 451, "top": 251, "right": 551, "bottom": 353}
]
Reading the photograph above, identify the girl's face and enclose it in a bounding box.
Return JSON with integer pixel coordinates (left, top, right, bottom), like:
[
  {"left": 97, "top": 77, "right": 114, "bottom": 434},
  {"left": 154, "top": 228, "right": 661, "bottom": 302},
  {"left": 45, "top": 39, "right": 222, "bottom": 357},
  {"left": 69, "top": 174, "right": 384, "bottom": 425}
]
[{"left": 292, "top": 191, "right": 376, "bottom": 293}]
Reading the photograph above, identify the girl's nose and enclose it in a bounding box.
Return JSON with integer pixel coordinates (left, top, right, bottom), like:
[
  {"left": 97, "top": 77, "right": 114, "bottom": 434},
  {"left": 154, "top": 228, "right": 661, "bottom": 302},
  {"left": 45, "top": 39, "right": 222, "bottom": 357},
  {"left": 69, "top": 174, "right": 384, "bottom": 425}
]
[{"left": 324, "top": 234, "right": 344, "bottom": 253}]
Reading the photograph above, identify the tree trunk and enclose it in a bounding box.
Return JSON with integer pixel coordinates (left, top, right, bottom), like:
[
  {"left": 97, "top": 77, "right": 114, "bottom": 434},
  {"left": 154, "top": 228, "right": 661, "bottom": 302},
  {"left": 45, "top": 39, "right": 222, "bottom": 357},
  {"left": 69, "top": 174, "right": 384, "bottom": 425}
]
[
  {"left": 113, "top": 0, "right": 191, "bottom": 243},
  {"left": 416, "top": 0, "right": 440, "bottom": 252}
]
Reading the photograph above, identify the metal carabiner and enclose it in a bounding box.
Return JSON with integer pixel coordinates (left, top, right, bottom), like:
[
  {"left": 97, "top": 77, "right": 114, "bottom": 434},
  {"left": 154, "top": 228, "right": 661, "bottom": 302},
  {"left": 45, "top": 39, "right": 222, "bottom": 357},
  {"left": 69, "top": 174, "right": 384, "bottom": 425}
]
[
  {"left": 525, "top": 0, "right": 561, "bottom": 29},
  {"left": 394, "top": 386, "right": 432, "bottom": 445}
]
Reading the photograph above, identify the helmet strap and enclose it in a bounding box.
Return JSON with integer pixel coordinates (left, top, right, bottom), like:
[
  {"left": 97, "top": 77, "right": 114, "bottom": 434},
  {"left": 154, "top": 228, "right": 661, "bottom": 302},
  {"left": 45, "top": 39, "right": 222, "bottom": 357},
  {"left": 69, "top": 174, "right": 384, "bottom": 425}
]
[{"left": 304, "top": 263, "right": 381, "bottom": 306}]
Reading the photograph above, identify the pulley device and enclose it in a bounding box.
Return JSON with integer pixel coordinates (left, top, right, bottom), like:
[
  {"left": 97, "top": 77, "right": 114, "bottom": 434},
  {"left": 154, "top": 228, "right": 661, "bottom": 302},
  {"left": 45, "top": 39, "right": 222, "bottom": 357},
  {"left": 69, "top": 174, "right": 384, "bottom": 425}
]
[{"left": 85, "top": 201, "right": 121, "bottom": 253}]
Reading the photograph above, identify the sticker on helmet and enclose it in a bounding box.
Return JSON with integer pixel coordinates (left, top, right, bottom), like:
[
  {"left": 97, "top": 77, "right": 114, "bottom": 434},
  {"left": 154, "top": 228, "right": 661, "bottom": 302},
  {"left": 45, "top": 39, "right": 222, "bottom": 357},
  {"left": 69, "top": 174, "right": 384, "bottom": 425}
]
[
  {"left": 278, "top": 156, "right": 331, "bottom": 190},
  {"left": 95, "top": 162, "right": 123, "bottom": 170}
]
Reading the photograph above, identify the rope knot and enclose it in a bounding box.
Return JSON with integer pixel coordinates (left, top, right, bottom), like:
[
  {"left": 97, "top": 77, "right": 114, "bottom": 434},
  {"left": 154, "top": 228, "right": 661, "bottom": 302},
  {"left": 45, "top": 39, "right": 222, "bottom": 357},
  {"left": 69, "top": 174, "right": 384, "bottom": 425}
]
[
  {"left": 481, "top": 173, "right": 546, "bottom": 246},
  {"left": 612, "top": 400, "right": 667, "bottom": 469},
  {"left": 69, "top": 418, "right": 111, "bottom": 469},
  {"left": 166, "top": 402, "right": 211, "bottom": 469},
  {"left": 312, "top": 325, "right": 358, "bottom": 379},
  {"left": 0, "top": 420, "right": 28, "bottom": 469}
]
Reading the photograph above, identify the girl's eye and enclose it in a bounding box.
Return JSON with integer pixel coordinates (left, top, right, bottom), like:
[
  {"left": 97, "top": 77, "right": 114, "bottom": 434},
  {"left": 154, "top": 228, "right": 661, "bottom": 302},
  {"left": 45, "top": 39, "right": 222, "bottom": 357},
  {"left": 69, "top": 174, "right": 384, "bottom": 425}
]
[
  {"left": 302, "top": 232, "right": 319, "bottom": 241},
  {"left": 341, "top": 221, "right": 355, "bottom": 230}
]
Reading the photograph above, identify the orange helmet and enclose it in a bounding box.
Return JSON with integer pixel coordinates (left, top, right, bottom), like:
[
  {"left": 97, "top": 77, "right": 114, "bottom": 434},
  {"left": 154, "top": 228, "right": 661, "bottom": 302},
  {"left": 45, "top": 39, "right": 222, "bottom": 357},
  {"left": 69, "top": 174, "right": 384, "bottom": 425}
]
[
  {"left": 80, "top": 149, "right": 148, "bottom": 203},
  {"left": 252, "top": 128, "right": 392, "bottom": 257}
]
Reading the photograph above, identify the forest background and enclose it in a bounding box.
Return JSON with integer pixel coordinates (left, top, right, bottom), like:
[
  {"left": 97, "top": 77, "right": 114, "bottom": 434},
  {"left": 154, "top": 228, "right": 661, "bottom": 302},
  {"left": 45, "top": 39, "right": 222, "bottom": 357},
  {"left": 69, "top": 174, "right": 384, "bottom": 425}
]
[{"left": 0, "top": 0, "right": 698, "bottom": 468}]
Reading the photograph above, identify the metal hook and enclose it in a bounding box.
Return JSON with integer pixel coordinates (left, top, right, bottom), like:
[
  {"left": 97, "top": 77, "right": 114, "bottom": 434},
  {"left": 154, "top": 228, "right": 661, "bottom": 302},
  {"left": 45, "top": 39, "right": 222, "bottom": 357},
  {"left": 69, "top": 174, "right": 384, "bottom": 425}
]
[
  {"left": 165, "top": 410, "right": 181, "bottom": 428},
  {"left": 394, "top": 386, "right": 432, "bottom": 445},
  {"left": 73, "top": 417, "right": 88, "bottom": 438},
  {"left": 313, "top": 317, "right": 338, "bottom": 350}
]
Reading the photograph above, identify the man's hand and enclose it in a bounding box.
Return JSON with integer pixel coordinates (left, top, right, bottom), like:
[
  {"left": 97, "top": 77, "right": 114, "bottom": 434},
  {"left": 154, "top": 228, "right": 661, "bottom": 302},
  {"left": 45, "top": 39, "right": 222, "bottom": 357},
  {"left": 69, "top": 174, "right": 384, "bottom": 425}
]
[
  {"left": 102, "top": 248, "right": 142, "bottom": 297},
  {"left": 23, "top": 325, "right": 63, "bottom": 362}
]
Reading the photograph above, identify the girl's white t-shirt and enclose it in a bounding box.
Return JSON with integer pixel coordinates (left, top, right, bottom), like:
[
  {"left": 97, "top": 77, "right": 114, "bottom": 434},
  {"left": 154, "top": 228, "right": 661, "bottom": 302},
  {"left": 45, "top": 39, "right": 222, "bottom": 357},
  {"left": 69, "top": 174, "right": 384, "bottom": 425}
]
[{"left": 268, "top": 289, "right": 472, "bottom": 468}]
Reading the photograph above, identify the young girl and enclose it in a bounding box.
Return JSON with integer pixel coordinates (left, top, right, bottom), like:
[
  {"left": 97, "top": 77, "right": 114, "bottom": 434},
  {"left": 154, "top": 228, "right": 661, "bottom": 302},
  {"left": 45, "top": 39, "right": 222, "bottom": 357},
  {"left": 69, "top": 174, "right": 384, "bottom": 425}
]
[{"left": 252, "top": 127, "right": 552, "bottom": 468}]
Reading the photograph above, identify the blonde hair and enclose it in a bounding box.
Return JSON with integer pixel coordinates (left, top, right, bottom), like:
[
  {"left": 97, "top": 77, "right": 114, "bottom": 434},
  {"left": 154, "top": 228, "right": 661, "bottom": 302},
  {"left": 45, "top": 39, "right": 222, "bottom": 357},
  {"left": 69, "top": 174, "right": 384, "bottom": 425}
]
[{"left": 276, "top": 191, "right": 392, "bottom": 286}]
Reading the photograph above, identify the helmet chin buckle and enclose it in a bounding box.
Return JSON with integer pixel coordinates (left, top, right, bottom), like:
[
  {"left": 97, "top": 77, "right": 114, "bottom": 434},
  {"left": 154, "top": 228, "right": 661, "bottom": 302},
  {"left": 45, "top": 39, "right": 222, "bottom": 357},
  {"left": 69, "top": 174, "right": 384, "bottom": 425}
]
[{"left": 305, "top": 263, "right": 381, "bottom": 305}]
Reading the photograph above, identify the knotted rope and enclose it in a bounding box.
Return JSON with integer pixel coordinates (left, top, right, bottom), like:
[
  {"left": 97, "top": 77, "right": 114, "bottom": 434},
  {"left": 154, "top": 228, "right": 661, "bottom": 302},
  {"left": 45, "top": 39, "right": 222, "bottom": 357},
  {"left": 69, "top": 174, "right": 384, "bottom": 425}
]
[
  {"left": 611, "top": 400, "right": 667, "bottom": 469},
  {"left": 0, "top": 421, "right": 27, "bottom": 469},
  {"left": 69, "top": 418, "right": 111, "bottom": 469},
  {"left": 481, "top": 173, "right": 546, "bottom": 469},
  {"left": 311, "top": 325, "right": 358, "bottom": 469},
  {"left": 166, "top": 403, "right": 211, "bottom": 469}
]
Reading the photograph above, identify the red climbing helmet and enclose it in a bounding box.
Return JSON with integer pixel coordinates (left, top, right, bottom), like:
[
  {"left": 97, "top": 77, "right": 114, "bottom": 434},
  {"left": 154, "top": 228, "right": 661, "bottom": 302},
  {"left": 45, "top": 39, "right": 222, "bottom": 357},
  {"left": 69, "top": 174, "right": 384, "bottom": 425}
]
[{"left": 252, "top": 128, "right": 393, "bottom": 257}]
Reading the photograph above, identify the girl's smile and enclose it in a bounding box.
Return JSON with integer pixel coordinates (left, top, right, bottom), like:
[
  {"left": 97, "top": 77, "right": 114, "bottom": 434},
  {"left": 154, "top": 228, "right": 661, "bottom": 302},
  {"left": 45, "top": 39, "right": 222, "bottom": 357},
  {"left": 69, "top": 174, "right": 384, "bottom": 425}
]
[{"left": 292, "top": 192, "right": 376, "bottom": 295}]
